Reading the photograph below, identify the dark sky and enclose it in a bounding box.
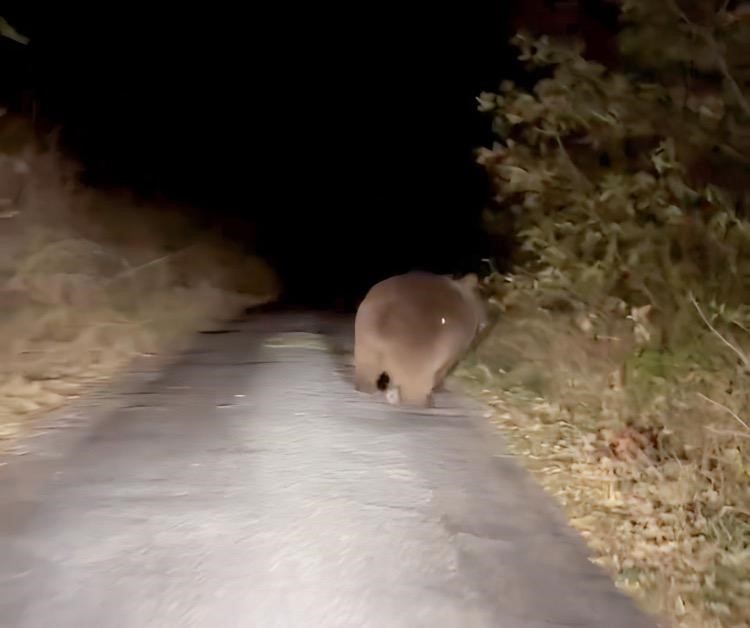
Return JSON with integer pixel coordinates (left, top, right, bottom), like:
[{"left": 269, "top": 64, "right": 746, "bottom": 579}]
[{"left": 2, "top": 4, "right": 518, "bottom": 306}]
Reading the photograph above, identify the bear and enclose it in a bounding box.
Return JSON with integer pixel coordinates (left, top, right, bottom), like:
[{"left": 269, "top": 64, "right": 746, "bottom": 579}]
[{"left": 354, "top": 271, "right": 487, "bottom": 407}]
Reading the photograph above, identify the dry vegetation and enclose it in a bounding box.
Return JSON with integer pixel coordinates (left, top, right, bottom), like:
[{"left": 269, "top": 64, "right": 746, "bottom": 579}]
[
  {"left": 454, "top": 297, "right": 750, "bottom": 627},
  {"left": 453, "top": 1, "right": 750, "bottom": 626},
  {"left": 0, "top": 114, "right": 279, "bottom": 446}
]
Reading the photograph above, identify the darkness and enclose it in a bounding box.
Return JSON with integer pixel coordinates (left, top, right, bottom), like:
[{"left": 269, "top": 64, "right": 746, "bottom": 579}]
[{"left": 1, "top": 4, "right": 525, "bottom": 308}]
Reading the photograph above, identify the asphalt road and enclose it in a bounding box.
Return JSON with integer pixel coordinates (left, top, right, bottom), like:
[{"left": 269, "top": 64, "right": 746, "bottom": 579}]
[{"left": 0, "top": 309, "right": 656, "bottom": 628}]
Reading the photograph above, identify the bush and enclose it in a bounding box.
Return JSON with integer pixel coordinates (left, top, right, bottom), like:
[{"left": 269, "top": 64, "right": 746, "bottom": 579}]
[
  {"left": 463, "top": 2, "right": 750, "bottom": 625},
  {"left": 478, "top": 0, "right": 750, "bottom": 351}
]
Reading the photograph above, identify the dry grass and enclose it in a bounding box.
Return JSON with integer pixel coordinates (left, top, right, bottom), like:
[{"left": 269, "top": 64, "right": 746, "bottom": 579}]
[
  {"left": 452, "top": 301, "right": 750, "bottom": 628},
  {"left": 0, "top": 120, "right": 279, "bottom": 446}
]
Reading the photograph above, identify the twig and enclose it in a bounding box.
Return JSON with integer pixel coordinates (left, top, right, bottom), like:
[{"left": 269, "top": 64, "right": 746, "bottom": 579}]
[
  {"left": 101, "top": 243, "right": 201, "bottom": 289},
  {"left": 714, "top": 54, "right": 750, "bottom": 118},
  {"left": 717, "top": 142, "right": 750, "bottom": 166},
  {"left": 697, "top": 392, "right": 750, "bottom": 432},
  {"left": 689, "top": 292, "right": 750, "bottom": 369},
  {"left": 667, "top": 0, "right": 750, "bottom": 118},
  {"left": 704, "top": 425, "right": 750, "bottom": 439},
  {"left": 555, "top": 133, "right": 594, "bottom": 191}
]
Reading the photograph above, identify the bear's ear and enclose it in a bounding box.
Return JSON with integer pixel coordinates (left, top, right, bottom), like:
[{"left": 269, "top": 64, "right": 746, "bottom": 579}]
[{"left": 457, "top": 273, "right": 479, "bottom": 289}]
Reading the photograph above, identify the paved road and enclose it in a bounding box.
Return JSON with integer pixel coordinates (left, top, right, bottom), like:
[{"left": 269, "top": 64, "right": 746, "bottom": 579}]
[{"left": 0, "top": 309, "right": 656, "bottom": 628}]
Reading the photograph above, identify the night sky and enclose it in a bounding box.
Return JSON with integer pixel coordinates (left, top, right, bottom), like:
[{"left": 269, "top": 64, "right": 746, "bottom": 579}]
[{"left": 2, "top": 4, "right": 522, "bottom": 307}]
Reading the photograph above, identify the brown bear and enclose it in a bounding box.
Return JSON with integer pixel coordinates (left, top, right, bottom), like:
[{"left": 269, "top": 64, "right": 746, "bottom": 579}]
[{"left": 354, "top": 271, "right": 487, "bottom": 407}]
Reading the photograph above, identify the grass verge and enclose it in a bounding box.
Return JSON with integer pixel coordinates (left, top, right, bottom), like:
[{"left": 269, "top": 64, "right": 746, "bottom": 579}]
[
  {"left": 453, "top": 299, "right": 750, "bottom": 628},
  {"left": 0, "top": 119, "right": 279, "bottom": 447}
]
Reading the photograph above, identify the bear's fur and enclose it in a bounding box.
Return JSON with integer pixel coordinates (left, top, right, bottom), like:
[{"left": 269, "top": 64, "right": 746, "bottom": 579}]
[{"left": 354, "top": 271, "right": 487, "bottom": 407}]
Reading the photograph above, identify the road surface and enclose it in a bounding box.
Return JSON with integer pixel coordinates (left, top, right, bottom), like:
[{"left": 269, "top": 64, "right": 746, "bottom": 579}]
[{"left": 0, "top": 308, "right": 656, "bottom": 627}]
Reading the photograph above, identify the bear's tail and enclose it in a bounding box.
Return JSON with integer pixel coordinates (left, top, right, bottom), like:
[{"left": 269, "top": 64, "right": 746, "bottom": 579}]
[{"left": 376, "top": 372, "right": 390, "bottom": 391}]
